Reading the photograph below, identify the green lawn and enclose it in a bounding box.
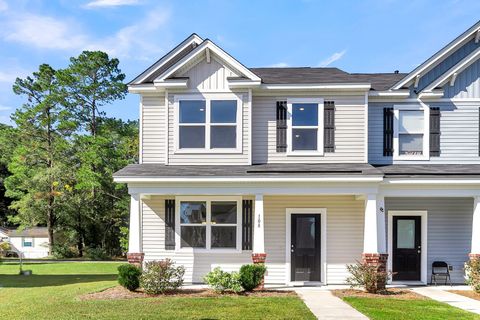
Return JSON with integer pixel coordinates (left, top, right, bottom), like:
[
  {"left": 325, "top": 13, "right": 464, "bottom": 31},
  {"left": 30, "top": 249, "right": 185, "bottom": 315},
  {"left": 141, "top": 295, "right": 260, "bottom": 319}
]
[
  {"left": 343, "top": 296, "right": 480, "bottom": 320},
  {"left": 0, "top": 262, "right": 314, "bottom": 320}
]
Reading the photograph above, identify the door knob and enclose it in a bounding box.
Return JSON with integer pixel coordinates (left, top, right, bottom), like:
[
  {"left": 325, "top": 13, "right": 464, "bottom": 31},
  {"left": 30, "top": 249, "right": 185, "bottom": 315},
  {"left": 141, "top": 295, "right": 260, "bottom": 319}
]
[{"left": 417, "top": 250, "right": 421, "bottom": 254}]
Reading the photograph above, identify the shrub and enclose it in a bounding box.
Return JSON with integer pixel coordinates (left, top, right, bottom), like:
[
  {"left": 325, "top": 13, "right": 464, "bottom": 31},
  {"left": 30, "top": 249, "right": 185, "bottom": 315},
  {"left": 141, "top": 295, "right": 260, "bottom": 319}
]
[
  {"left": 204, "top": 267, "right": 243, "bottom": 293},
  {"left": 85, "top": 247, "right": 109, "bottom": 260},
  {"left": 466, "top": 258, "right": 480, "bottom": 293},
  {"left": 52, "top": 244, "right": 76, "bottom": 259},
  {"left": 140, "top": 259, "right": 185, "bottom": 294},
  {"left": 346, "top": 261, "right": 390, "bottom": 294},
  {"left": 118, "top": 264, "right": 141, "bottom": 291},
  {"left": 0, "top": 241, "right": 11, "bottom": 257},
  {"left": 239, "top": 264, "right": 267, "bottom": 291}
]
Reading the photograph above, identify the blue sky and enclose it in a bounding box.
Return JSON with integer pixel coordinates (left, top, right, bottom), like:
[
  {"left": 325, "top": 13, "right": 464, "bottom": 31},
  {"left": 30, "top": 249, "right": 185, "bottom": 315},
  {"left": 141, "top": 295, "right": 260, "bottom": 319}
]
[{"left": 0, "top": 0, "right": 479, "bottom": 124}]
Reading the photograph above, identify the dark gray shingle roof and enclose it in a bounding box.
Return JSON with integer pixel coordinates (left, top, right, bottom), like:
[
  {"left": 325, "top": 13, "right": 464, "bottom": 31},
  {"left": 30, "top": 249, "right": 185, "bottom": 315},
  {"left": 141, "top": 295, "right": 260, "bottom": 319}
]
[
  {"left": 114, "top": 163, "right": 383, "bottom": 177},
  {"left": 249, "top": 67, "right": 407, "bottom": 91},
  {"left": 376, "top": 164, "right": 480, "bottom": 178}
]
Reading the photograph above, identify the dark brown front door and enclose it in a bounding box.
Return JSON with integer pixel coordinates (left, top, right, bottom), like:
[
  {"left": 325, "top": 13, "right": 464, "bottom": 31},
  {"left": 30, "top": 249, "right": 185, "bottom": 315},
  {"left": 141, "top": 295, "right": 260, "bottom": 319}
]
[
  {"left": 393, "top": 216, "right": 421, "bottom": 281},
  {"left": 291, "top": 214, "right": 321, "bottom": 281}
]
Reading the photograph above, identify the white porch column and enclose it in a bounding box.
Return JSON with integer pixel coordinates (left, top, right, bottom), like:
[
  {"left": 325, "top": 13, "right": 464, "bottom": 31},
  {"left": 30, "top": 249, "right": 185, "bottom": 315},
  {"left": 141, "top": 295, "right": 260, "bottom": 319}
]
[
  {"left": 127, "top": 194, "right": 144, "bottom": 265},
  {"left": 471, "top": 196, "right": 480, "bottom": 258},
  {"left": 252, "top": 194, "right": 266, "bottom": 266}
]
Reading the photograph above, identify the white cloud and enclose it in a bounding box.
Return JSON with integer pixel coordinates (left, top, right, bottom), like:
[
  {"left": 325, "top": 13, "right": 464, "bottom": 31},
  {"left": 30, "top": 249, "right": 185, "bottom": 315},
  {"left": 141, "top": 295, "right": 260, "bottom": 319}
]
[
  {"left": 0, "top": 69, "right": 27, "bottom": 84},
  {"left": 84, "top": 0, "right": 140, "bottom": 8},
  {"left": 318, "top": 50, "right": 347, "bottom": 67},
  {"left": 268, "top": 62, "right": 289, "bottom": 68},
  {"left": 1, "top": 13, "right": 87, "bottom": 50},
  {"left": 0, "top": 8, "right": 171, "bottom": 59},
  {"left": 0, "top": 105, "right": 11, "bottom": 111},
  {"left": 0, "top": 0, "right": 8, "bottom": 12}
]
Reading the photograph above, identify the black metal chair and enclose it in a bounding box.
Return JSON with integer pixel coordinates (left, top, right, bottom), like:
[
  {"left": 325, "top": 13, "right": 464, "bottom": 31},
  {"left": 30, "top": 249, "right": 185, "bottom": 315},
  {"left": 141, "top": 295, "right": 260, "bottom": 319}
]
[{"left": 431, "top": 261, "right": 452, "bottom": 285}]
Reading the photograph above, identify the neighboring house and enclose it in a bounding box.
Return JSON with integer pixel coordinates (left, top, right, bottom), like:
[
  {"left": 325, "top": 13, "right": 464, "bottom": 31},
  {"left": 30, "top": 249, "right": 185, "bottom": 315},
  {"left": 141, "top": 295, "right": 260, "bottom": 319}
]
[
  {"left": 0, "top": 227, "right": 49, "bottom": 258},
  {"left": 114, "top": 21, "right": 480, "bottom": 285}
]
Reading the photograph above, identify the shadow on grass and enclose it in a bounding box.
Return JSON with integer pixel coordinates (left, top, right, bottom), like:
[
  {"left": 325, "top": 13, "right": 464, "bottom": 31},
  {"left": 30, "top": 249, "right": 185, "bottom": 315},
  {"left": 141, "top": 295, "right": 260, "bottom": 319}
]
[{"left": 0, "top": 274, "right": 117, "bottom": 288}]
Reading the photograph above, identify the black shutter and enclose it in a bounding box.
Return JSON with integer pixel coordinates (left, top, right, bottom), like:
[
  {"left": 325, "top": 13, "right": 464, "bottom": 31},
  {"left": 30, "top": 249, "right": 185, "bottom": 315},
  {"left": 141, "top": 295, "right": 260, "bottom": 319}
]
[
  {"left": 324, "top": 101, "right": 335, "bottom": 153},
  {"left": 276, "top": 101, "right": 287, "bottom": 152},
  {"left": 242, "top": 200, "right": 253, "bottom": 250},
  {"left": 165, "top": 199, "right": 175, "bottom": 250},
  {"left": 430, "top": 107, "right": 440, "bottom": 157},
  {"left": 383, "top": 107, "right": 394, "bottom": 156}
]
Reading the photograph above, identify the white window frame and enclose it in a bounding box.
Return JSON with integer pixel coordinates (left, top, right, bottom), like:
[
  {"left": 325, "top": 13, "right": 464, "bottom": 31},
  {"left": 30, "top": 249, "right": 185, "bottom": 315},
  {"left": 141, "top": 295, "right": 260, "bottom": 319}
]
[
  {"left": 173, "top": 94, "right": 243, "bottom": 154},
  {"left": 22, "top": 237, "right": 34, "bottom": 247},
  {"left": 174, "top": 196, "right": 242, "bottom": 253},
  {"left": 287, "top": 98, "right": 324, "bottom": 156},
  {"left": 393, "top": 105, "right": 430, "bottom": 161}
]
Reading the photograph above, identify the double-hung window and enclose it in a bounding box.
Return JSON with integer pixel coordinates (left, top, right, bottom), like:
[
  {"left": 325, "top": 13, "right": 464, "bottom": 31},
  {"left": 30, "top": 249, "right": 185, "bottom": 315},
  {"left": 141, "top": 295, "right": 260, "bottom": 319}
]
[
  {"left": 287, "top": 98, "right": 324, "bottom": 154},
  {"left": 176, "top": 197, "right": 241, "bottom": 251},
  {"left": 393, "top": 106, "right": 429, "bottom": 160},
  {"left": 176, "top": 95, "right": 241, "bottom": 152}
]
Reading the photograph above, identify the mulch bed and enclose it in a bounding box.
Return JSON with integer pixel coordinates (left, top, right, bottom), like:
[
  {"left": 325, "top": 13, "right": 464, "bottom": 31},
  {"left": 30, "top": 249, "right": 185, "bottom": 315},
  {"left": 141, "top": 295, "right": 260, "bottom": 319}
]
[
  {"left": 79, "top": 286, "right": 297, "bottom": 301},
  {"left": 448, "top": 290, "right": 480, "bottom": 301},
  {"left": 331, "top": 288, "right": 427, "bottom": 300}
]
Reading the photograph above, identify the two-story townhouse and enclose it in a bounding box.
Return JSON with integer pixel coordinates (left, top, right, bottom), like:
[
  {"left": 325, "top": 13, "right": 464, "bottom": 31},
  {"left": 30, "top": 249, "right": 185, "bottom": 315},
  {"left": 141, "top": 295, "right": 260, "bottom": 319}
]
[{"left": 114, "top": 21, "right": 480, "bottom": 286}]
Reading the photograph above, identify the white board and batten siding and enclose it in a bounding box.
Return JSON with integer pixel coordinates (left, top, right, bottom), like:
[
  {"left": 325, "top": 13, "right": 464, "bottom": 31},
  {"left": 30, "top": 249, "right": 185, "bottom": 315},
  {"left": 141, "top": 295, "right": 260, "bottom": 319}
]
[
  {"left": 252, "top": 95, "right": 367, "bottom": 164},
  {"left": 385, "top": 197, "right": 473, "bottom": 284},
  {"left": 142, "top": 195, "right": 365, "bottom": 284},
  {"left": 369, "top": 101, "right": 480, "bottom": 164}
]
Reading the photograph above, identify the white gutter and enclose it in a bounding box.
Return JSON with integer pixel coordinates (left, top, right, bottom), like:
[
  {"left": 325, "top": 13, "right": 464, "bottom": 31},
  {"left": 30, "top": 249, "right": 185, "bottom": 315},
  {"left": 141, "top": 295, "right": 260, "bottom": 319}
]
[
  {"left": 384, "top": 179, "right": 480, "bottom": 185},
  {"left": 259, "top": 83, "right": 371, "bottom": 91},
  {"left": 114, "top": 176, "right": 384, "bottom": 183}
]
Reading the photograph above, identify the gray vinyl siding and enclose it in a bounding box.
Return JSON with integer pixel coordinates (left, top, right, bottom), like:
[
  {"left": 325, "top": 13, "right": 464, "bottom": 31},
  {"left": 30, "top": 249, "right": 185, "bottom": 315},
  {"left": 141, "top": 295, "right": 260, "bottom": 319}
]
[
  {"left": 417, "top": 38, "right": 480, "bottom": 92},
  {"left": 141, "top": 195, "right": 364, "bottom": 284},
  {"left": 141, "top": 95, "right": 166, "bottom": 164},
  {"left": 369, "top": 102, "right": 480, "bottom": 164},
  {"left": 444, "top": 59, "right": 480, "bottom": 98},
  {"left": 252, "top": 94, "right": 366, "bottom": 164},
  {"left": 385, "top": 197, "right": 473, "bottom": 284}
]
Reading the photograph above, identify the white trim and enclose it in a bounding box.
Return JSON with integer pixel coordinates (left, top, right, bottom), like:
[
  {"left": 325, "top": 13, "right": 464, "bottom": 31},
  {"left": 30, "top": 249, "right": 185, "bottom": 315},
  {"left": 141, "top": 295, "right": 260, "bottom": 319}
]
[
  {"left": 174, "top": 196, "right": 242, "bottom": 253},
  {"left": 247, "top": 89, "right": 252, "bottom": 165},
  {"left": 287, "top": 98, "right": 324, "bottom": 156},
  {"left": 132, "top": 34, "right": 203, "bottom": 84},
  {"left": 172, "top": 93, "right": 243, "bottom": 154},
  {"left": 285, "top": 208, "right": 327, "bottom": 285},
  {"left": 155, "top": 40, "right": 261, "bottom": 83},
  {"left": 260, "top": 83, "right": 371, "bottom": 91},
  {"left": 228, "top": 79, "right": 262, "bottom": 88},
  {"left": 364, "top": 92, "right": 369, "bottom": 163},
  {"left": 164, "top": 90, "right": 169, "bottom": 165},
  {"left": 139, "top": 97, "right": 143, "bottom": 164},
  {"left": 391, "top": 22, "right": 480, "bottom": 90},
  {"left": 387, "top": 210, "right": 428, "bottom": 285},
  {"left": 393, "top": 104, "right": 430, "bottom": 161},
  {"left": 115, "top": 176, "right": 384, "bottom": 183},
  {"left": 154, "top": 78, "right": 189, "bottom": 89},
  {"left": 368, "top": 90, "right": 410, "bottom": 97},
  {"left": 422, "top": 46, "right": 480, "bottom": 93}
]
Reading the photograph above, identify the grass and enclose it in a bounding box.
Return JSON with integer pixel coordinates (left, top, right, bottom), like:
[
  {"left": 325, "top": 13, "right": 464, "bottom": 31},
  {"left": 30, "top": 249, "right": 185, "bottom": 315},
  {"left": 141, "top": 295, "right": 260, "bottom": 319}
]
[
  {"left": 343, "top": 296, "right": 480, "bottom": 320},
  {"left": 0, "top": 262, "right": 314, "bottom": 320}
]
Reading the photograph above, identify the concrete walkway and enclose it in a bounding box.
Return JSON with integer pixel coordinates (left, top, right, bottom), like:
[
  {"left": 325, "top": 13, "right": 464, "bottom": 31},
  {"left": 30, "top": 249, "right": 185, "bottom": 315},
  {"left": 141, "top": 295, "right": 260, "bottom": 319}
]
[
  {"left": 413, "top": 287, "right": 480, "bottom": 315},
  {"left": 294, "top": 288, "right": 368, "bottom": 320}
]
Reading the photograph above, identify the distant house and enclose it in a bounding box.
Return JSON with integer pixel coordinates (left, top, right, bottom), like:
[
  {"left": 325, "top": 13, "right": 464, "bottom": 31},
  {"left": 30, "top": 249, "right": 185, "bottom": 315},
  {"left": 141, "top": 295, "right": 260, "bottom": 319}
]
[{"left": 0, "top": 227, "right": 49, "bottom": 258}]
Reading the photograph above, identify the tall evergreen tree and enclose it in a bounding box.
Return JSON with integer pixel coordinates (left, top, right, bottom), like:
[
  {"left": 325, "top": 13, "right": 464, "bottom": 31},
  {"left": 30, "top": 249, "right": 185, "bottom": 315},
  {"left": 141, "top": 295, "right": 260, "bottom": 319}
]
[{"left": 5, "top": 64, "right": 75, "bottom": 254}]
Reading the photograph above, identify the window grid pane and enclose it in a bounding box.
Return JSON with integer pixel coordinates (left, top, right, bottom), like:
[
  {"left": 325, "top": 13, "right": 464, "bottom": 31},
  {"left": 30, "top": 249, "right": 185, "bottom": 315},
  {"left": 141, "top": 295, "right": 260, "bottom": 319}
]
[
  {"left": 292, "top": 103, "right": 318, "bottom": 126},
  {"left": 180, "top": 202, "right": 206, "bottom": 224},
  {"left": 399, "top": 110, "right": 424, "bottom": 133},
  {"left": 211, "top": 126, "right": 236, "bottom": 149},
  {"left": 292, "top": 128, "right": 318, "bottom": 151},
  {"left": 399, "top": 133, "right": 423, "bottom": 155},
  {"left": 211, "top": 100, "right": 237, "bottom": 123},
  {"left": 179, "top": 100, "right": 206, "bottom": 123}
]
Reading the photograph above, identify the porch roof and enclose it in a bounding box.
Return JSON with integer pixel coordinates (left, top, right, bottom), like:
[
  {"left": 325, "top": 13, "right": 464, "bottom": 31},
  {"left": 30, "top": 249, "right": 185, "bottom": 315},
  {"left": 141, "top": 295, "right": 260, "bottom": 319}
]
[
  {"left": 376, "top": 164, "right": 480, "bottom": 178},
  {"left": 114, "top": 163, "right": 383, "bottom": 178}
]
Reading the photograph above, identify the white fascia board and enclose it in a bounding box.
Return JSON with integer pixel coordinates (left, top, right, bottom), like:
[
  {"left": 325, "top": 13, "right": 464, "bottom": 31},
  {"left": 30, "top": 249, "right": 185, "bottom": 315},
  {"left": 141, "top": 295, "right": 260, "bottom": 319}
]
[
  {"left": 114, "top": 176, "right": 384, "bottom": 183},
  {"left": 155, "top": 40, "right": 261, "bottom": 83},
  {"left": 418, "top": 90, "right": 445, "bottom": 99},
  {"left": 384, "top": 178, "right": 480, "bottom": 185},
  {"left": 368, "top": 90, "right": 410, "bottom": 97},
  {"left": 391, "top": 22, "right": 480, "bottom": 90},
  {"left": 132, "top": 34, "right": 203, "bottom": 85},
  {"left": 259, "top": 83, "right": 371, "bottom": 91},
  {"left": 153, "top": 78, "right": 189, "bottom": 88},
  {"left": 128, "top": 84, "right": 159, "bottom": 94},
  {"left": 422, "top": 46, "right": 480, "bottom": 92}
]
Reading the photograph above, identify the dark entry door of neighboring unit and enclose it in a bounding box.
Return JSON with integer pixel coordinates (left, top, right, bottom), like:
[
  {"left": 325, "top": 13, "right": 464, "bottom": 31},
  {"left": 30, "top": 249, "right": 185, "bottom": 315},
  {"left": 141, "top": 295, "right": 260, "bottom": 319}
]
[
  {"left": 393, "top": 216, "right": 421, "bottom": 281},
  {"left": 291, "top": 214, "right": 321, "bottom": 282}
]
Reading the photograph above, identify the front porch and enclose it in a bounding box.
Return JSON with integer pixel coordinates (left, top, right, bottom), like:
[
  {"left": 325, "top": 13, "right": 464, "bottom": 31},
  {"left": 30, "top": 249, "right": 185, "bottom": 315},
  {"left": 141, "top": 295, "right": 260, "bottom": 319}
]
[{"left": 125, "top": 188, "right": 480, "bottom": 286}]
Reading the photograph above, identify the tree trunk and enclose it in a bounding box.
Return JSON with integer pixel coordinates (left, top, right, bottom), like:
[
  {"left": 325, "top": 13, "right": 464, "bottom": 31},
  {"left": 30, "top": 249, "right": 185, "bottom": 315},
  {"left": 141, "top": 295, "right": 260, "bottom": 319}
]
[{"left": 46, "top": 197, "right": 55, "bottom": 255}]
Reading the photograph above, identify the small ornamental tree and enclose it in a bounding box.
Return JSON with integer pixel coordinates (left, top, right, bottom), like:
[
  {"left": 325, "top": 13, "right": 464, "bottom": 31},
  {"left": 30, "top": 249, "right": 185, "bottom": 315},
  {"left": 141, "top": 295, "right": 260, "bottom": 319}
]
[
  {"left": 346, "top": 261, "right": 391, "bottom": 294},
  {"left": 140, "top": 259, "right": 185, "bottom": 294}
]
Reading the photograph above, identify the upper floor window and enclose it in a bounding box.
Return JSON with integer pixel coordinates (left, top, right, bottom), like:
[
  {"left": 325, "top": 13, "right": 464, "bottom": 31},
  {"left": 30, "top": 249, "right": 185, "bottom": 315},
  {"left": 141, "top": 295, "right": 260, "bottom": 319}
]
[
  {"left": 287, "top": 98, "right": 324, "bottom": 155},
  {"left": 393, "top": 106, "right": 429, "bottom": 160},
  {"left": 175, "top": 95, "right": 242, "bottom": 153}
]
